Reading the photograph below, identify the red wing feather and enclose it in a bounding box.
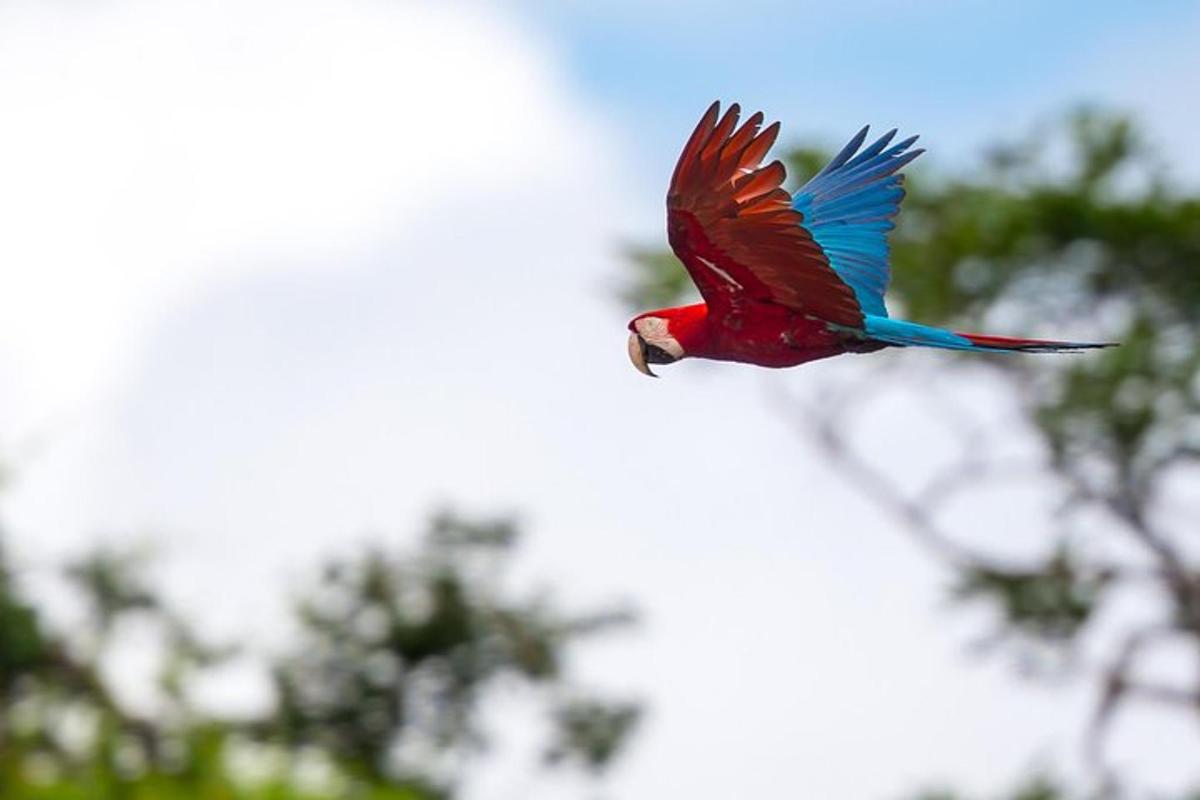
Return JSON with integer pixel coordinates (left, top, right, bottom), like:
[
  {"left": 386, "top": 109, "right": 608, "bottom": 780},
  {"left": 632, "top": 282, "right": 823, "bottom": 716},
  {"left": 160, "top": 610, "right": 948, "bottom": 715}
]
[{"left": 667, "top": 102, "right": 863, "bottom": 328}]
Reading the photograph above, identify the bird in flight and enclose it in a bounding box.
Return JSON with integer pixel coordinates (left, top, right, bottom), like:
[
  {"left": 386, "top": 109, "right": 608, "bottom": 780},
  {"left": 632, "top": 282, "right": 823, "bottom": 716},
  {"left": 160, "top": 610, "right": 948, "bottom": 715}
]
[{"left": 627, "top": 101, "right": 1111, "bottom": 377}]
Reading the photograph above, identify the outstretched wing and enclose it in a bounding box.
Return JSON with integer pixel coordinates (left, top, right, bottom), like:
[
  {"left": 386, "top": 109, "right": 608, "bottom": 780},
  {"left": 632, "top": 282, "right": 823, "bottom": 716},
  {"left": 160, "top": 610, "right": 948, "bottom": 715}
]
[
  {"left": 792, "top": 127, "right": 923, "bottom": 318},
  {"left": 667, "top": 102, "right": 864, "bottom": 328}
]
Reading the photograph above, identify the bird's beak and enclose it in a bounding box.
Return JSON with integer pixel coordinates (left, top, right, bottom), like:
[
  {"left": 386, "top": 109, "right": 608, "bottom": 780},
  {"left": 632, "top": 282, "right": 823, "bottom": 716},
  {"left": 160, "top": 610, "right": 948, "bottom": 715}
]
[{"left": 627, "top": 333, "right": 657, "bottom": 378}]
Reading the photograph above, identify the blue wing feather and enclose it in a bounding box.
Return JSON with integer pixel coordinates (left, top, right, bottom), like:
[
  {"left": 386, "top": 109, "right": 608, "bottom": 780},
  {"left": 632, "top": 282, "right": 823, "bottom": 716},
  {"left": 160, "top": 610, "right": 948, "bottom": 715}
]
[{"left": 793, "top": 127, "right": 923, "bottom": 318}]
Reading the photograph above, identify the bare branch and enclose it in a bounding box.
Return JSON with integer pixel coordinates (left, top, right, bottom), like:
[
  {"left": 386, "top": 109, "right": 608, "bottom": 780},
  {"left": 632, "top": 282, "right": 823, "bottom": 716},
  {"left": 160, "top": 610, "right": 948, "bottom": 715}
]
[{"left": 768, "top": 383, "right": 1002, "bottom": 570}]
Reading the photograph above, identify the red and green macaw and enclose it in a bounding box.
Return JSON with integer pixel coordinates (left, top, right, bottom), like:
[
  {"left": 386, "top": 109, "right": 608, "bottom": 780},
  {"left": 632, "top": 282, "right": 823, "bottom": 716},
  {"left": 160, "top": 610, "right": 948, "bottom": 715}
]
[{"left": 627, "top": 101, "right": 1110, "bottom": 377}]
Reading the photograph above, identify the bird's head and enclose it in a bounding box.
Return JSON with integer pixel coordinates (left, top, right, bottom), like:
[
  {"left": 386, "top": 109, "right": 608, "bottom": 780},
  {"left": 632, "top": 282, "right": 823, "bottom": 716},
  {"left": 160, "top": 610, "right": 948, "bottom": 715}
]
[{"left": 627, "top": 314, "right": 685, "bottom": 377}]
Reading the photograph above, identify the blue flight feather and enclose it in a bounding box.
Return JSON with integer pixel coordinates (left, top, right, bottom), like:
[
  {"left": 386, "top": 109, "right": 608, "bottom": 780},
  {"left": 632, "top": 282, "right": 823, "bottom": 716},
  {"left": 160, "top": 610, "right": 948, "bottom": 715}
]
[
  {"left": 861, "top": 316, "right": 1109, "bottom": 353},
  {"left": 862, "top": 316, "right": 976, "bottom": 349},
  {"left": 793, "top": 127, "right": 923, "bottom": 318}
]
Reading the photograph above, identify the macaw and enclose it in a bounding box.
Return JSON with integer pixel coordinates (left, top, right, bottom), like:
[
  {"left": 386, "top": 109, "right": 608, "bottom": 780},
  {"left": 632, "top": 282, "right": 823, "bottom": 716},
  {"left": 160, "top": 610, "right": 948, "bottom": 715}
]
[{"left": 627, "top": 101, "right": 1110, "bottom": 377}]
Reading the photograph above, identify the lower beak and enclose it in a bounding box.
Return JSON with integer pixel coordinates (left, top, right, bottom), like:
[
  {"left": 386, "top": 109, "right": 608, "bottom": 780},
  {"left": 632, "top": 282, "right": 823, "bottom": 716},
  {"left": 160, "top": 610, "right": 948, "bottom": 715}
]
[{"left": 627, "top": 333, "right": 657, "bottom": 378}]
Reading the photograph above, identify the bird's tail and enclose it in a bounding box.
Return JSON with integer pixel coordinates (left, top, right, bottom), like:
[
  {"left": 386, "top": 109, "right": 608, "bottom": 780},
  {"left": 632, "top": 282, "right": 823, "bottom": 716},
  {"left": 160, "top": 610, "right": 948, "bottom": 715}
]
[{"left": 863, "top": 316, "right": 1114, "bottom": 353}]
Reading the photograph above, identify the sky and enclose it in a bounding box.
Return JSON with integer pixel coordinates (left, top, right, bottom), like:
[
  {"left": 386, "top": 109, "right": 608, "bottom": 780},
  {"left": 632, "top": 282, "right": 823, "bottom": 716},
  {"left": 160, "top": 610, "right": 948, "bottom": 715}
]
[{"left": 0, "top": 0, "right": 1198, "bottom": 797}]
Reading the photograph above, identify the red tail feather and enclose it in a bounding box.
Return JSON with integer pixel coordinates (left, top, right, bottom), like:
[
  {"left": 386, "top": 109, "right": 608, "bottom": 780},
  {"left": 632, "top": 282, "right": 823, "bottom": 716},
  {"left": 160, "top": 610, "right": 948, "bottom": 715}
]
[{"left": 956, "top": 331, "right": 1115, "bottom": 353}]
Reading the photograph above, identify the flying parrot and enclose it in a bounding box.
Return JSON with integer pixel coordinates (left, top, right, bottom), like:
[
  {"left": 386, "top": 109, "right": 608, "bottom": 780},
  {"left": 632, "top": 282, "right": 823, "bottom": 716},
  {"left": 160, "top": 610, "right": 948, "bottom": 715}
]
[{"left": 627, "top": 101, "right": 1111, "bottom": 377}]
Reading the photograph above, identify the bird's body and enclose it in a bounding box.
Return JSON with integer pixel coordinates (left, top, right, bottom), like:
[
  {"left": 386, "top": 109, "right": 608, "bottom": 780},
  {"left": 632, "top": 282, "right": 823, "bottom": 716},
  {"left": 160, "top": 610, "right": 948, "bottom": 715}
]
[
  {"left": 626, "top": 102, "right": 1111, "bottom": 377},
  {"left": 639, "top": 301, "right": 878, "bottom": 368}
]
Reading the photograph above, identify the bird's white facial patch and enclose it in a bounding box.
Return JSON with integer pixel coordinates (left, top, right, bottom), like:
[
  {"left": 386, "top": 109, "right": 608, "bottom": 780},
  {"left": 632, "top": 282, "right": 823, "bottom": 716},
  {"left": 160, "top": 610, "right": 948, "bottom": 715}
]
[{"left": 634, "top": 317, "right": 684, "bottom": 358}]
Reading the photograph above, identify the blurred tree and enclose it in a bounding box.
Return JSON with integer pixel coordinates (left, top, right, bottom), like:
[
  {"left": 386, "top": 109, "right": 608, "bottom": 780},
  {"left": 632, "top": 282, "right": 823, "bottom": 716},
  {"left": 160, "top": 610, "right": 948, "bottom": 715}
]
[
  {"left": 0, "top": 510, "right": 638, "bottom": 799},
  {"left": 265, "top": 510, "right": 639, "bottom": 795},
  {"left": 621, "top": 107, "right": 1200, "bottom": 796}
]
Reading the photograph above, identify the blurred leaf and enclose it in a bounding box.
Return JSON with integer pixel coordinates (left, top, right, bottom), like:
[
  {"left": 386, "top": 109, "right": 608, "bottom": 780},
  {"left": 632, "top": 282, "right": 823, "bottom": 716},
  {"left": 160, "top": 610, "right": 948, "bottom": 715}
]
[
  {"left": 65, "top": 546, "right": 159, "bottom": 635},
  {"left": 266, "top": 511, "right": 638, "bottom": 786},
  {"left": 543, "top": 697, "right": 641, "bottom": 773},
  {"left": 953, "top": 548, "right": 1113, "bottom": 643},
  {"left": 0, "top": 549, "right": 49, "bottom": 684}
]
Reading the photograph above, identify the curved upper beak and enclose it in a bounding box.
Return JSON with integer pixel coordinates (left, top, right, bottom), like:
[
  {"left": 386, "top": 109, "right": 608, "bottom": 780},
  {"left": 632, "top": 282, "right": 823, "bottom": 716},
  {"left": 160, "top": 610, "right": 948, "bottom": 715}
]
[{"left": 627, "top": 333, "right": 657, "bottom": 378}]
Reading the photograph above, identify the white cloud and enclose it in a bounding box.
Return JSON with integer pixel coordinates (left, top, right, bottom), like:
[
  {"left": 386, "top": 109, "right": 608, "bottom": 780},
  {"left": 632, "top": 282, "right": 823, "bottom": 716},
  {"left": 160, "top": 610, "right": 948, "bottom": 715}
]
[{"left": 0, "top": 0, "right": 613, "bottom": 432}]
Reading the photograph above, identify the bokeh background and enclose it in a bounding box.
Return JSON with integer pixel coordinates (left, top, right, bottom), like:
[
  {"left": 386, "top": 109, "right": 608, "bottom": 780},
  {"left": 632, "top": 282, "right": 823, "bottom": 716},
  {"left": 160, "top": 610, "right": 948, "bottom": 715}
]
[{"left": 1, "top": 1, "right": 1199, "bottom": 798}]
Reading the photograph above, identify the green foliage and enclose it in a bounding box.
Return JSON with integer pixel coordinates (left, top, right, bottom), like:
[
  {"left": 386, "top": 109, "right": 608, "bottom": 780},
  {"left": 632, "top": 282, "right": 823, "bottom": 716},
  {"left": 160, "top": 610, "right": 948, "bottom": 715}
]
[
  {"left": 66, "top": 546, "right": 159, "bottom": 635},
  {"left": 543, "top": 697, "right": 641, "bottom": 772},
  {"left": 0, "top": 552, "right": 48, "bottom": 684},
  {"left": 269, "top": 511, "right": 637, "bottom": 786},
  {"left": 0, "top": 512, "right": 638, "bottom": 799},
  {"left": 953, "top": 548, "right": 1114, "bottom": 643}
]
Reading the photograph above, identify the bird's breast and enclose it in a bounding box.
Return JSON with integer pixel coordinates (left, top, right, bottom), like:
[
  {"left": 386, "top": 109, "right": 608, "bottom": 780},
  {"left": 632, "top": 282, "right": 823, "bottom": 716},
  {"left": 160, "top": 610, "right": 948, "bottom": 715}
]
[{"left": 701, "top": 308, "right": 849, "bottom": 368}]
